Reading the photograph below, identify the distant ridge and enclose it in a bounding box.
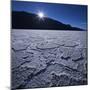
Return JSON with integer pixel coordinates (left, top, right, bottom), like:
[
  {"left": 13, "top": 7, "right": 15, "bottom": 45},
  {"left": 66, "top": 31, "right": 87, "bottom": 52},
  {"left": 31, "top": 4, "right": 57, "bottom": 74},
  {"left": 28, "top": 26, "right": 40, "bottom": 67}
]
[{"left": 12, "top": 11, "right": 84, "bottom": 30}]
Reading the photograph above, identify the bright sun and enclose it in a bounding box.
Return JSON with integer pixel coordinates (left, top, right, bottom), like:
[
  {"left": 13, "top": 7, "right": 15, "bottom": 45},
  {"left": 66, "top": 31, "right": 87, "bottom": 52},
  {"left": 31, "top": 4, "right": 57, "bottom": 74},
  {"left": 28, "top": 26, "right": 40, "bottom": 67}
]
[{"left": 38, "top": 12, "right": 44, "bottom": 18}]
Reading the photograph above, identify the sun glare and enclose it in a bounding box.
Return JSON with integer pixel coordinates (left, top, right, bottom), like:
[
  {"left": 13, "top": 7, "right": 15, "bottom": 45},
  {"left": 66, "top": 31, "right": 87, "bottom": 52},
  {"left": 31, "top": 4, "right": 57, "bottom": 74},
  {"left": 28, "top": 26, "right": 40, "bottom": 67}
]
[{"left": 38, "top": 12, "right": 44, "bottom": 18}]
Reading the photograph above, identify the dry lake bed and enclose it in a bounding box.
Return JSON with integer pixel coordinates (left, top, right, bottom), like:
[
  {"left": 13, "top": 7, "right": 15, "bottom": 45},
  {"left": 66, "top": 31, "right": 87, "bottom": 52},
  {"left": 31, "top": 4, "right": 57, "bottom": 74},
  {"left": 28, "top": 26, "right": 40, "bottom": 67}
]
[{"left": 11, "top": 30, "right": 87, "bottom": 89}]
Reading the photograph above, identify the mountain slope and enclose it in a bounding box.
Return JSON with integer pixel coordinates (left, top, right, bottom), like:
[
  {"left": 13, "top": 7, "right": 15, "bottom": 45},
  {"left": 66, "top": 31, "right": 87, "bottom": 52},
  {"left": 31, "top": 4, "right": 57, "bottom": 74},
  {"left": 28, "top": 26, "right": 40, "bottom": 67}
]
[{"left": 12, "top": 11, "right": 84, "bottom": 30}]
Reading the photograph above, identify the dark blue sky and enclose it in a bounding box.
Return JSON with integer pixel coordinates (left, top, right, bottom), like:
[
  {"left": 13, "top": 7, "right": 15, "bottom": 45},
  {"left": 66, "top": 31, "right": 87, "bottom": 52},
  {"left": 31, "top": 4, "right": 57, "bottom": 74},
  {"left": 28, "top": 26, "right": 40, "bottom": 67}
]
[{"left": 12, "top": 0, "right": 87, "bottom": 29}]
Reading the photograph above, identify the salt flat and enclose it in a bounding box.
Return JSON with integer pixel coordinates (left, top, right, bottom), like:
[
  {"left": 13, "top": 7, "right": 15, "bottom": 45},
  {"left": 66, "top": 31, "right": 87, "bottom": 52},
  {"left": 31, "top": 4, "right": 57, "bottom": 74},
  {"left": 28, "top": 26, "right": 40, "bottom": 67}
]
[{"left": 11, "top": 30, "right": 87, "bottom": 89}]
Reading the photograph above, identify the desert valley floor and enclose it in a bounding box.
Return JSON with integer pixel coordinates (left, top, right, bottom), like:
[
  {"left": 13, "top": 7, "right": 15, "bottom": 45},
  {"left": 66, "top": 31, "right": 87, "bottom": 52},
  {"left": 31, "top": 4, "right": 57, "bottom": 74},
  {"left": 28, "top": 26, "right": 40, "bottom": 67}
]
[{"left": 11, "top": 30, "right": 87, "bottom": 89}]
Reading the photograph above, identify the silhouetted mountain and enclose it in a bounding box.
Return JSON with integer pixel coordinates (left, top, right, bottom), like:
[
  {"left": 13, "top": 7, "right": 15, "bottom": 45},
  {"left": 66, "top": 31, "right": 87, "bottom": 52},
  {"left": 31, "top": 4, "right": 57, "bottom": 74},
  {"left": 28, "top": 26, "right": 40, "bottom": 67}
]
[{"left": 12, "top": 11, "right": 84, "bottom": 30}]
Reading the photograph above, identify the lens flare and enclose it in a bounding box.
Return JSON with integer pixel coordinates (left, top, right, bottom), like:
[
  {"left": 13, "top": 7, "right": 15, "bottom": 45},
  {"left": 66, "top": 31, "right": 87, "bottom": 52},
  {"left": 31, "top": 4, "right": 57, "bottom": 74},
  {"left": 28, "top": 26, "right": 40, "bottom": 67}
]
[{"left": 38, "top": 12, "right": 44, "bottom": 18}]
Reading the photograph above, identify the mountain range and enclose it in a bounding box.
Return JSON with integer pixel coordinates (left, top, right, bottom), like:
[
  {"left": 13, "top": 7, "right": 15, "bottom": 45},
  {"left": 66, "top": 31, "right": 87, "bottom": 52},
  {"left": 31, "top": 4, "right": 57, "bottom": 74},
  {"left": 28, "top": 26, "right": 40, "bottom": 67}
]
[{"left": 12, "top": 11, "right": 84, "bottom": 30}]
